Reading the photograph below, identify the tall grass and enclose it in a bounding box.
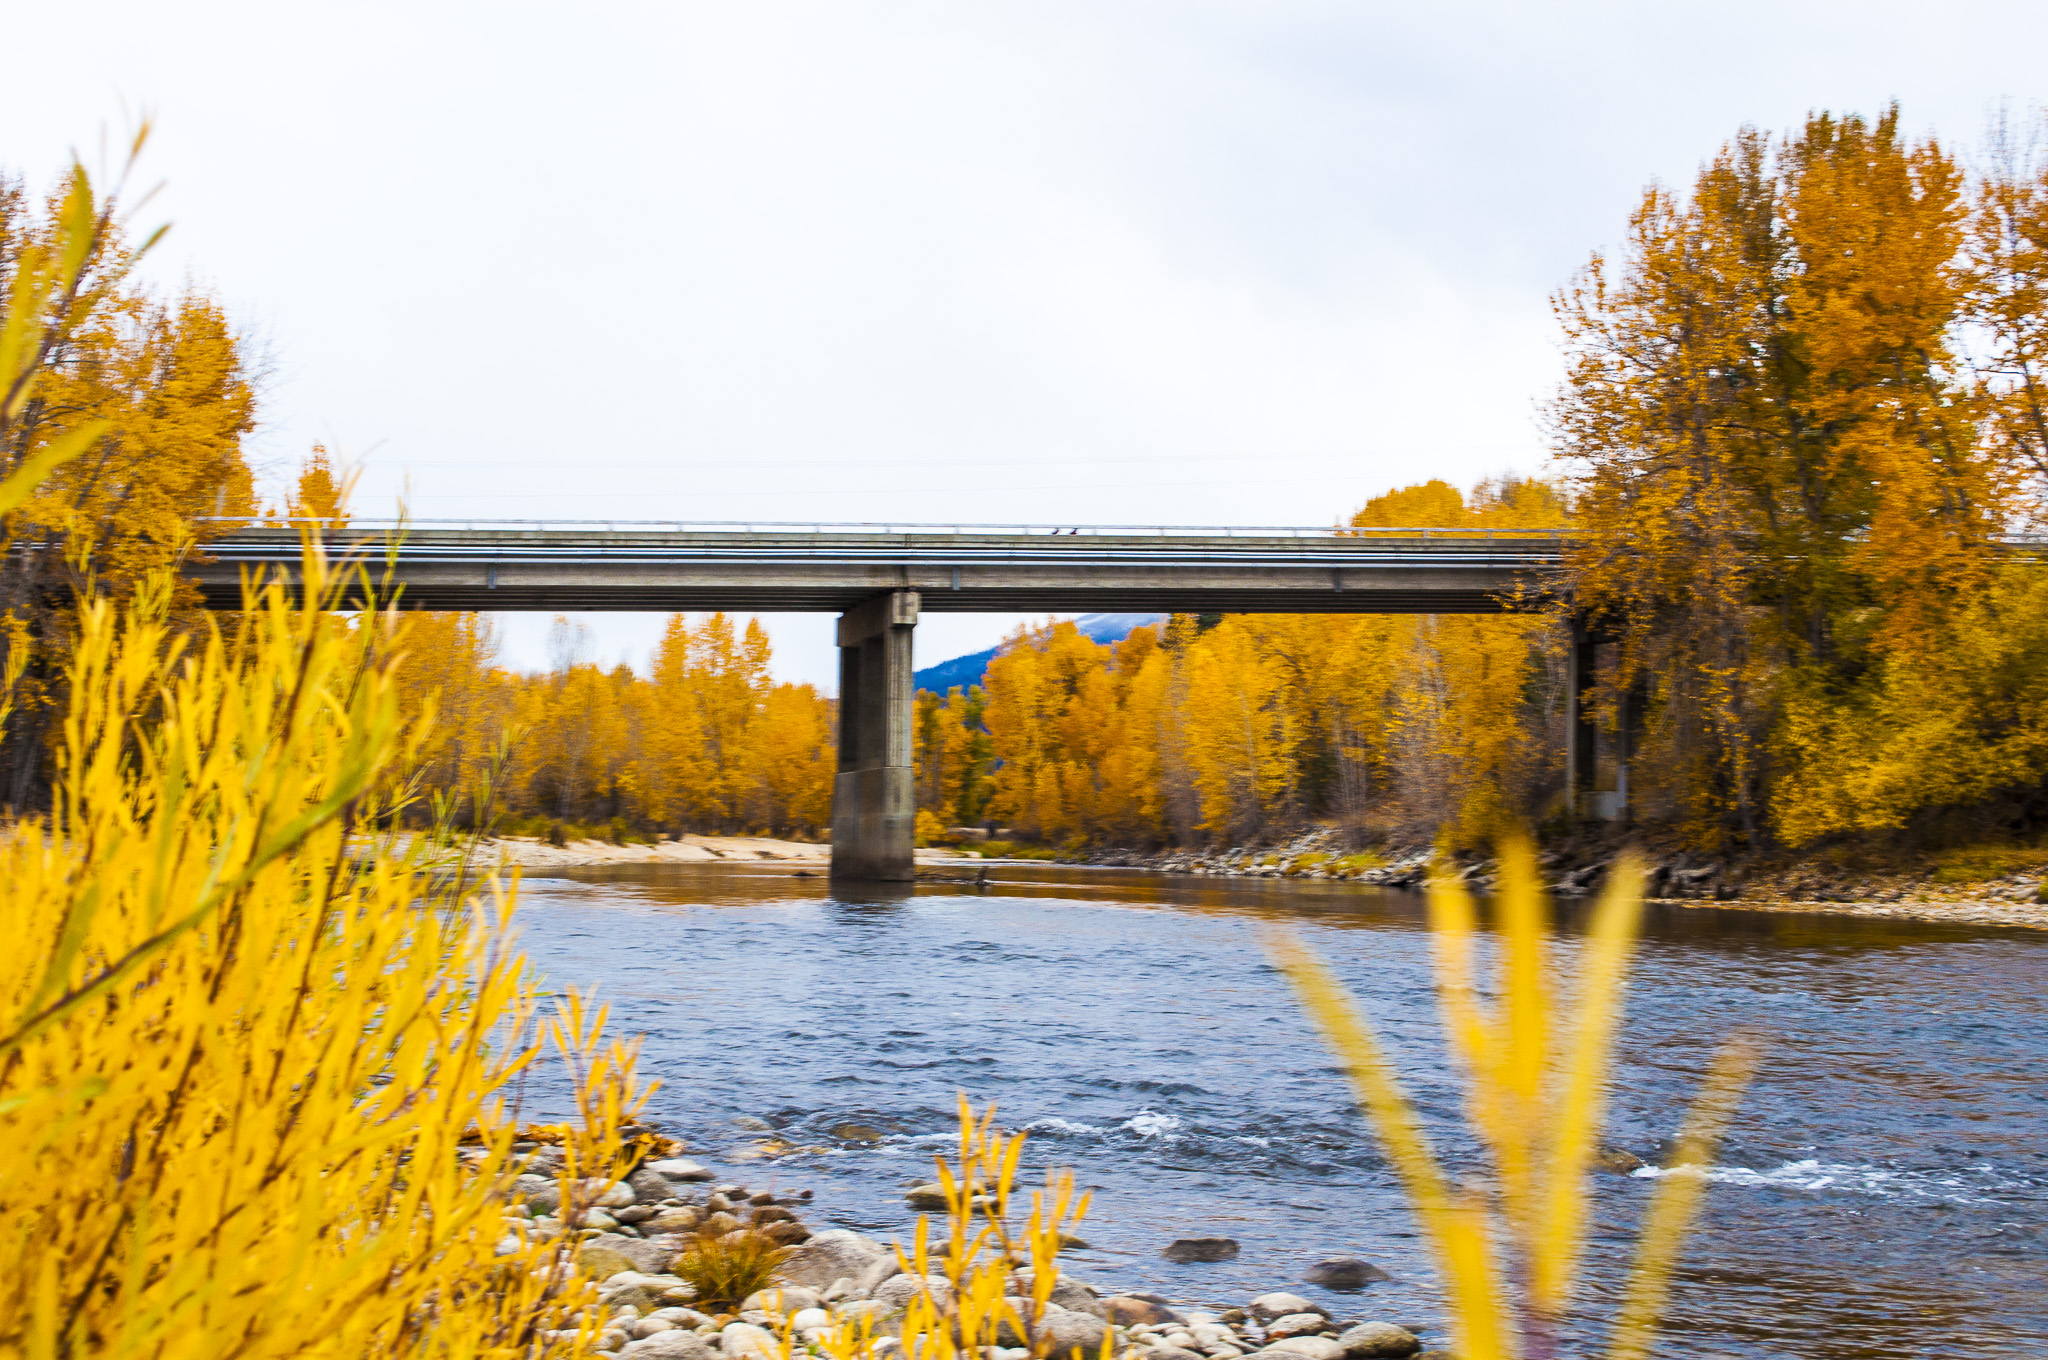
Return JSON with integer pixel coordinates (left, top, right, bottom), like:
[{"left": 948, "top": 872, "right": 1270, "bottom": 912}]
[
  {"left": 0, "top": 542, "right": 650, "bottom": 1357},
  {"left": 1270, "top": 840, "right": 1759, "bottom": 1360}
]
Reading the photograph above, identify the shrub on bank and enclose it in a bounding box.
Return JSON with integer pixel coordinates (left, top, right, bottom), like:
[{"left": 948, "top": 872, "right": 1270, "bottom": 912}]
[{"left": 0, "top": 552, "right": 648, "bottom": 1358}]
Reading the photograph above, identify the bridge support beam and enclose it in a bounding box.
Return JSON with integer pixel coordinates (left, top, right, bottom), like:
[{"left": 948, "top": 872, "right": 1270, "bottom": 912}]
[{"left": 831, "top": 591, "right": 919, "bottom": 881}]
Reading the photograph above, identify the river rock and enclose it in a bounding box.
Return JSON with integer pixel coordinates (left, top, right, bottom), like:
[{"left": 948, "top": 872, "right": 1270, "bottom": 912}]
[
  {"left": 1034, "top": 1304, "right": 1115, "bottom": 1360},
  {"left": 600, "top": 1270, "right": 694, "bottom": 1311},
  {"left": 651, "top": 1158, "right": 715, "bottom": 1182},
  {"left": 1144, "top": 1349, "right": 1208, "bottom": 1360},
  {"left": 1163, "top": 1237, "right": 1240, "bottom": 1263},
  {"left": 1265, "top": 1314, "right": 1332, "bottom": 1340},
  {"left": 622, "top": 1332, "right": 717, "bottom": 1360},
  {"left": 790, "top": 1307, "right": 832, "bottom": 1332},
  {"left": 874, "top": 1272, "right": 953, "bottom": 1311},
  {"left": 1016, "top": 1277, "right": 1106, "bottom": 1318},
  {"left": 584, "top": 1233, "right": 679, "bottom": 1275},
  {"left": 855, "top": 1254, "right": 905, "bottom": 1297},
  {"left": 1334, "top": 1324, "right": 1420, "bottom": 1358},
  {"left": 629, "top": 1166, "right": 677, "bottom": 1201},
  {"left": 722, "top": 1323, "right": 780, "bottom": 1360},
  {"left": 1103, "top": 1296, "right": 1183, "bottom": 1326},
  {"left": 511, "top": 1173, "right": 556, "bottom": 1207},
  {"left": 763, "top": 1220, "right": 812, "bottom": 1246},
  {"left": 1592, "top": 1146, "right": 1647, "bottom": 1174},
  {"left": 904, "top": 1183, "right": 949, "bottom": 1210},
  {"left": 1248, "top": 1294, "right": 1322, "bottom": 1322},
  {"left": 578, "top": 1242, "right": 641, "bottom": 1281},
  {"left": 1335, "top": 1319, "right": 1417, "bottom": 1351},
  {"left": 1301, "top": 1259, "right": 1392, "bottom": 1290},
  {"left": 1258, "top": 1340, "right": 1344, "bottom": 1360},
  {"left": 593, "top": 1179, "right": 637, "bottom": 1208},
  {"left": 775, "top": 1228, "right": 889, "bottom": 1290},
  {"left": 646, "top": 1207, "right": 703, "bottom": 1234},
  {"left": 699, "top": 1211, "right": 742, "bottom": 1237},
  {"left": 740, "top": 1286, "right": 823, "bottom": 1315}
]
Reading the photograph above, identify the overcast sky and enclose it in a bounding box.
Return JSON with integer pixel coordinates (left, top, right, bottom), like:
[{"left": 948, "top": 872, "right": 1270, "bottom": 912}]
[{"left": 9, "top": 2, "right": 2047, "bottom": 686}]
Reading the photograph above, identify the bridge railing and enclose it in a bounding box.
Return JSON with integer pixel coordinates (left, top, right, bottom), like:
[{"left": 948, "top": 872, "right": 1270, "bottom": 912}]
[{"left": 194, "top": 517, "right": 1570, "bottom": 540}]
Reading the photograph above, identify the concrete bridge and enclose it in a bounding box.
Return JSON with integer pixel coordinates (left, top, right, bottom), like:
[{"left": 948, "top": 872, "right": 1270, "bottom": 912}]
[{"left": 190, "top": 519, "right": 1570, "bottom": 879}]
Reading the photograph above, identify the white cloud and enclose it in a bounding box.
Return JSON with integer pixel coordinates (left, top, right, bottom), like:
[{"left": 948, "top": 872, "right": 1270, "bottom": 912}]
[{"left": 6, "top": 0, "right": 2045, "bottom": 683}]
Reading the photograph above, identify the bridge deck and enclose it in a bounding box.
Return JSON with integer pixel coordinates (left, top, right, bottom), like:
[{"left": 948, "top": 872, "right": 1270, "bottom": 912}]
[{"left": 188, "top": 520, "right": 1566, "bottom": 614}]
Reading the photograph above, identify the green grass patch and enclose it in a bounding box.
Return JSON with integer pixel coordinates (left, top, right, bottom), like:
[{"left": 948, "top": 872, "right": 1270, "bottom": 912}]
[
  {"left": 979, "top": 840, "right": 1060, "bottom": 860},
  {"left": 1928, "top": 844, "right": 2048, "bottom": 884}
]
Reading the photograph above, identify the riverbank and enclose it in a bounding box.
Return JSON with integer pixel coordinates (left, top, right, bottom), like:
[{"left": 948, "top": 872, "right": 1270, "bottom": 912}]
[{"left": 505, "top": 1146, "right": 1434, "bottom": 1360}]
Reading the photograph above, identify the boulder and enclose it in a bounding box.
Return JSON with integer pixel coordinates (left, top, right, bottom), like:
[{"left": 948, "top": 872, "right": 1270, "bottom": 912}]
[
  {"left": 721, "top": 1323, "right": 781, "bottom": 1360},
  {"left": 1264, "top": 1314, "right": 1332, "bottom": 1340},
  {"left": 1258, "top": 1341, "right": 1344, "bottom": 1360},
  {"left": 1103, "top": 1296, "right": 1183, "bottom": 1326},
  {"left": 775, "top": 1229, "right": 889, "bottom": 1291},
  {"left": 1248, "top": 1294, "right": 1321, "bottom": 1322},
  {"left": 651, "top": 1158, "right": 715, "bottom": 1182},
  {"left": 1163, "top": 1237, "right": 1240, "bottom": 1264},
  {"left": 1335, "top": 1324, "right": 1421, "bottom": 1358},
  {"left": 1302, "top": 1259, "right": 1391, "bottom": 1290}
]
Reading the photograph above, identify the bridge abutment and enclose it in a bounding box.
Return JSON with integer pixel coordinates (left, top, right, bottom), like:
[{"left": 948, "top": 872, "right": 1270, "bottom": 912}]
[{"left": 830, "top": 591, "right": 919, "bottom": 880}]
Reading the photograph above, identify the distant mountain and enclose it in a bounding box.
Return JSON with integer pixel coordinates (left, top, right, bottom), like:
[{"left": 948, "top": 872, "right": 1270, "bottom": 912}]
[{"left": 913, "top": 613, "right": 1165, "bottom": 693}]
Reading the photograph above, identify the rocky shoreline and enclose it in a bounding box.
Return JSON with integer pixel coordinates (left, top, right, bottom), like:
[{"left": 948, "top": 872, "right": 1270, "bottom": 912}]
[
  {"left": 494, "top": 1148, "right": 1437, "bottom": 1360},
  {"left": 1053, "top": 828, "right": 2048, "bottom": 931}
]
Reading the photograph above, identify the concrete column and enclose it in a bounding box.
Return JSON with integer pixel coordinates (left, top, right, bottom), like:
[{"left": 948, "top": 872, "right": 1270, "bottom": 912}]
[
  {"left": 1565, "top": 618, "right": 1597, "bottom": 819},
  {"left": 830, "top": 590, "right": 919, "bottom": 880}
]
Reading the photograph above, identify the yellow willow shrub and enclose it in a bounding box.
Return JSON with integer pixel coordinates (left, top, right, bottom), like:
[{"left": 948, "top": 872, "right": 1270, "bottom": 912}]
[
  {"left": 0, "top": 553, "right": 646, "bottom": 1359},
  {"left": 1270, "top": 843, "right": 1759, "bottom": 1360},
  {"left": 812, "top": 1097, "right": 1097, "bottom": 1360}
]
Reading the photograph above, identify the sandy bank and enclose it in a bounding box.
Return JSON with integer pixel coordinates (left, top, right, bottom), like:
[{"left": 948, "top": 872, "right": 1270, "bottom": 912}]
[{"left": 482, "top": 834, "right": 959, "bottom": 870}]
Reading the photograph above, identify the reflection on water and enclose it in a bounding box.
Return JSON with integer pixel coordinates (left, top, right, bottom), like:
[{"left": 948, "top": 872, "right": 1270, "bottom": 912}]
[{"left": 510, "top": 863, "right": 2048, "bottom": 1360}]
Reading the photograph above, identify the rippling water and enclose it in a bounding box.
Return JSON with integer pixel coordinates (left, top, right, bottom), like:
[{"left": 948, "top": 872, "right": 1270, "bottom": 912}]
[{"left": 509, "top": 864, "right": 2048, "bottom": 1360}]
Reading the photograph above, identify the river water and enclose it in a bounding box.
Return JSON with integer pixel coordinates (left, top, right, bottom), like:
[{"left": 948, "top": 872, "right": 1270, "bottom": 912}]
[{"left": 510, "top": 864, "right": 2048, "bottom": 1360}]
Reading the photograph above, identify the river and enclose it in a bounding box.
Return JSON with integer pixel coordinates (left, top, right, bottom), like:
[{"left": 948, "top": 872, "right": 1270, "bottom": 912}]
[{"left": 508, "top": 863, "right": 2048, "bottom": 1360}]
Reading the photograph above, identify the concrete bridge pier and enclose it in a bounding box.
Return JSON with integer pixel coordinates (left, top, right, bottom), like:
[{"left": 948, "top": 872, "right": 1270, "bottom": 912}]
[
  {"left": 1565, "top": 620, "right": 1644, "bottom": 822},
  {"left": 830, "top": 590, "right": 919, "bottom": 880}
]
